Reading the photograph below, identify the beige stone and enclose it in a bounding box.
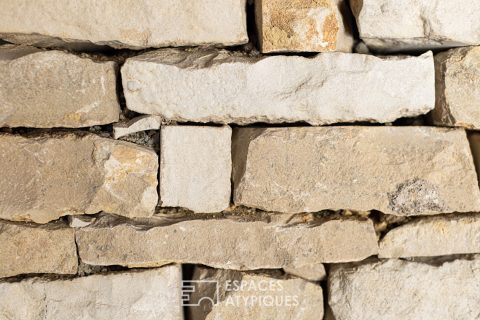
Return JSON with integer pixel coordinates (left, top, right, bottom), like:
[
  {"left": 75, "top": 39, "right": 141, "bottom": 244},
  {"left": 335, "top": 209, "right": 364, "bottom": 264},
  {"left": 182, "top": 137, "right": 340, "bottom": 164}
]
[
  {"left": 283, "top": 263, "right": 326, "bottom": 282},
  {"left": 233, "top": 127, "right": 480, "bottom": 215},
  {"left": 0, "top": 266, "right": 183, "bottom": 320},
  {"left": 189, "top": 267, "right": 323, "bottom": 320},
  {"left": 160, "top": 126, "right": 231, "bottom": 213},
  {"left": 469, "top": 133, "right": 480, "bottom": 181},
  {"left": 351, "top": 0, "right": 480, "bottom": 52},
  {"left": 0, "top": 222, "right": 77, "bottom": 278},
  {"left": 432, "top": 47, "right": 480, "bottom": 129},
  {"left": 0, "top": 133, "right": 158, "bottom": 223},
  {"left": 113, "top": 115, "right": 162, "bottom": 139},
  {"left": 328, "top": 258, "right": 480, "bottom": 319},
  {"left": 122, "top": 49, "right": 434, "bottom": 125},
  {"left": 0, "top": 0, "right": 248, "bottom": 50},
  {"left": 0, "top": 45, "right": 119, "bottom": 128},
  {"left": 76, "top": 216, "right": 378, "bottom": 268},
  {"left": 379, "top": 214, "right": 480, "bottom": 258}
]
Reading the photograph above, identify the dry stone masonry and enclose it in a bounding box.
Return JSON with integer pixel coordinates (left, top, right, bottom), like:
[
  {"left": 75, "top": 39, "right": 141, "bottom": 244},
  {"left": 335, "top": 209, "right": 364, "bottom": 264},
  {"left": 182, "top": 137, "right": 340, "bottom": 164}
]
[{"left": 2, "top": 1, "right": 480, "bottom": 319}]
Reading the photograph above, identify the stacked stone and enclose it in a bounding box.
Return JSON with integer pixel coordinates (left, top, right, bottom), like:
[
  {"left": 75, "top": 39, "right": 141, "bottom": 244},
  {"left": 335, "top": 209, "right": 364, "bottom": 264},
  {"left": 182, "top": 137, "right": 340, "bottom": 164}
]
[{"left": 1, "top": 0, "right": 480, "bottom": 319}]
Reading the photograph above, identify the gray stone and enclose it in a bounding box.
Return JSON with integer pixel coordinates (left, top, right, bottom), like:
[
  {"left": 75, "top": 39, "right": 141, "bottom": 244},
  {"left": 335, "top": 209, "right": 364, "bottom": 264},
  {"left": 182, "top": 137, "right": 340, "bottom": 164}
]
[
  {"left": 113, "top": 115, "right": 162, "bottom": 139},
  {"left": 122, "top": 49, "right": 434, "bottom": 125}
]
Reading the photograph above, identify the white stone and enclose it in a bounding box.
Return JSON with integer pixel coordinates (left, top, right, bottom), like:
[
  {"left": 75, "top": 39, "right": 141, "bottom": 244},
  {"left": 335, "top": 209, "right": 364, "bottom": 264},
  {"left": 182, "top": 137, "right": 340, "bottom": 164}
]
[
  {"left": 0, "top": 266, "right": 183, "bottom": 320},
  {"left": 0, "top": 0, "right": 248, "bottom": 49},
  {"left": 122, "top": 49, "right": 435, "bottom": 125},
  {"left": 329, "top": 258, "right": 480, "bottom": 320},
  {"left": 113, "top": 115, "right": 162, "bottom": 139},
  {"left": 160, "top": 126, "right": 231, "bottom": 213},
  {"left": 351, "top": 0, "right": 480, "bottom": 52}
]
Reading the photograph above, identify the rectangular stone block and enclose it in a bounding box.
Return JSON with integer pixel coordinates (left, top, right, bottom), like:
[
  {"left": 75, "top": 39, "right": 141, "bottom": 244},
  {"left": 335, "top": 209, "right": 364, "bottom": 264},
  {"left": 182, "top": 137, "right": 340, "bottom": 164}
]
[
  {"left": 0, "top": 0, "right": 247, "bottom": 49},
  {"left": 255, "top": 0, "right": 354, "bottom": 53},
  {"left": 122, "top": 49, "right": 434, "bottom": 125},
  {"left": 0, "top": 266, "right": 183, "bottom": 320},
  {"left": 329, "top": 258, "right": 480, "bottom": 319},
  {"left": 188, "top": 267, "right": 323, "bottom": 320},
  {"left": 379, "top": 214, "right": 480, "bottom": 258},
  {"left": 76, "top": 216, "right": 378, "bottom": 268},
  {"left": 351, "top": 0, "right": 480, "bottom": 52},
  {"left": 0, "top": 133, "right": 158, "bottom": 223},
  {"left": 0, "top": 222, "right": 77, "bottom": 278},
  {"left": 232, "top": 127, "right": 480, "bottom": 215},
  {"left": 432, "top": 47, "right": 480, "bottom": 129},
  {"left": 0, "top": 45, "right": 119, "bottom": 128},
  {"left": 160, "top": 126, "right": 231, "bottom": 213}
]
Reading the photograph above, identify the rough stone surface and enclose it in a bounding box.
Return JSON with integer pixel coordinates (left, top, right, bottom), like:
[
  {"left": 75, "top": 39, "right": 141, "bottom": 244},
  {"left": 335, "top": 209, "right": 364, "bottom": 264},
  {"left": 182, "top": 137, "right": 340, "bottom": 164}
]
[
  {"left": 432, "top": 47, "right": 480, "bottom": 129},
  {"left": 0, "top": 45, "right": 119, "bottom": 128},
  {"left": 122, "top": 49, "right": 434, "bottom": 125},
  {"left": 0, "top": 0, "right": 248, "bottom": 50},
  {"left": 469, "top": 133, "right": 480, "bottom": 182},
  {"left": 283, "top": 263, "right": 326, "bottom": 282},
  {"left": 379, "top": 215, "right": 480, "bottom": 258},
  {"left": 0, "top": 266, "right": 183, "bottom": 320},
  {"left": 329, "top": 258, "right": 480, "bottom": 320},
  {"left": 76, "top": 217, "right": 378, "bottom": 268},
  {"left": 0, "top": 222, "right": 77, "bottom": 278},
  {"left": 233, "top": 127, "right": 480, "bottom": 215},
  {"left": 189, "top": 267, "right": 323, "bottom": 320},
  {"left": 351, "top": 0, "right": 480, "bottom": 52},
  {"left": 113, "top": 115, "right": 162, "bottom": 139},
  {"left": 160, "top": 126, "right": 231, "bottom": 213},
  {"left": 0, "top": 133, "right": 158, "bottom": 223}
]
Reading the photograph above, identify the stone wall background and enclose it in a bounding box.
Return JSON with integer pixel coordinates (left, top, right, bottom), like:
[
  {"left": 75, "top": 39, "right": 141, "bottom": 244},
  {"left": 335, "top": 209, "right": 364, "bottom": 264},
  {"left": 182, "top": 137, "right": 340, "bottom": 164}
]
[{"left": 1, "top": 1, "right": 480, "bottom": 319}]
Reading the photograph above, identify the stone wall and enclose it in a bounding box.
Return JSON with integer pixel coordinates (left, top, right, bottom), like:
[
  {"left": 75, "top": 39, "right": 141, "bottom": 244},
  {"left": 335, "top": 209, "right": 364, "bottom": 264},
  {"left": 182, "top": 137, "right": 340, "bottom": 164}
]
[{"left": 1, "top": 1, "right": 480, "bottom": 319}]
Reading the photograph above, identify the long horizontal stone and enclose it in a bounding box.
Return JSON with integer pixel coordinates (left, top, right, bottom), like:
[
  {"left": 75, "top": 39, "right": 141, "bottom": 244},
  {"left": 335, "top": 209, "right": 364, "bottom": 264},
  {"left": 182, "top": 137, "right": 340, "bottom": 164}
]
[
  {"left": 189, "top": 267, "right": 323, "bottom": 320},
  {"left": 328, "top": 258, "right": 480, "bottom": 319},
  {"left": 233, "top": 127, "right": 480, "bottom": 215},
  {"left": 0, "top": 266, "right": 183, "bottom": 320},
  {"left": 351, "top": 0, "right": 480, "bottom": 52},
  {"left": 76, "top": 217, "right": 378, "bottom": 268},
  {"left": 432, "top": 47, "right": 480, "bottom": 129},
  {"left": 0, "top": 222, "right": 77, "bottom": 278},
  {"left": 379, "top": 215, "right": 480, "bottom": 258},
  {"left": 0, "top": 133, "right": 158, "bottom": 223},
  {"left": 0, "top": 45, "right": 119, "bottom": 128},
  {"left": 0, "top": 0, "right": 247, "bottom": 50},
  {"left": 122, "top": 49, "right": 434, "bottom": 125}
]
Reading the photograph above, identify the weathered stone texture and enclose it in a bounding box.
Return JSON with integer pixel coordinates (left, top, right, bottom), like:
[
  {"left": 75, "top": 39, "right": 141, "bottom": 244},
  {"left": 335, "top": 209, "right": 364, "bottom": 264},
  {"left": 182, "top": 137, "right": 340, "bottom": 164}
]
[
  {"left": 351, "top": 0, "right": 480, "bottom": 52},
  {"left": 233, "top": 127, "right": 480, "bottom": 215},
  {"left": 160, "top": 126, "right": 231, "bottom": 213},
  {"left": 122, "top": 49, "right": 434, "bottom": 125},
  {"left": 0, "top": 222, "right": 77, "bottom": 278},
  {"left": 0, "top": 266, "right": 183, "bottom": 320},
  {"left": 0, "top": 45, "right": 119, "bottom": 128},
  {"left": 76, "top": 217, "right": 378, "bottom": 268},
  {"left": 432, "top": 47, "right": 480, "bottom": 129},
  {"left": 329, "top": 258, "right": 480, "bottom": 319},
  {"left": 379, "top": 215, "right": 480, "bottom": 258},
  {"left": 113, "top": 115, "right": 162, "bottom": 139},
  {"left": 189, "top": 267, "right": 324, "bottom": 320},
  {"left": 0, "top": 133, "right": 158, "bottom": 223},
  {"left": 283, "top": 263, "right": 326, "bottom": 282},
  {"left": 0, "top": 0, "right": 248, "bottom": 49}
]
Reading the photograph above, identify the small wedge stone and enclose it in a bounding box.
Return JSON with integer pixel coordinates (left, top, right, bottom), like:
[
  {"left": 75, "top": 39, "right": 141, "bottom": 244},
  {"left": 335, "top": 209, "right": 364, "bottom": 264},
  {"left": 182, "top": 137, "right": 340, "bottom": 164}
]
[
  {"left": 0, "top": 222, "right": 77, "bottom": 278},
  {"left": 329, "top": 258, "right": 480, "bottom": 319},
  {"left": 283, "top": 263, "right": 326, "bottom": 282},
  {"left": 233, "top": 127, "right": 480, "bottom": 215},
  {"left": 113, "top": 115, "right": 162, "bottom": 139},
  {"left": 0, "top": 45, "right": 119, "bottom": 128},
  {"left": 0, "top": 133, "right": 158, "bottom": 223},
  {"left": 122, "top": 49, "right": 434, "bottom": 125}
]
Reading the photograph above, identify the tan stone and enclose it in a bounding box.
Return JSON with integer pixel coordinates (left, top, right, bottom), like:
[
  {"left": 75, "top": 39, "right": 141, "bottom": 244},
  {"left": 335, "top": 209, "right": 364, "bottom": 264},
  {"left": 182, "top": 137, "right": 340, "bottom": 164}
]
[
  {"left": 189, "top": 267, "right": 323, "bottom": 320},
  {"left": 0, "top": 266, "right": 183, "bottom": 320},
  {"left": 0, "top": 0, "right": 247, "bottom": 50},
  {"left": 76, "top": 216, "right": 378, "bottom": 268},
  {"left": 233, "top": 127, "right": 480, "bottom": 215},
  {"left": 469, "top": 133, "right": 480, "bottom": 182},
  {"left": 283, "top": 263, "right": 326, "bottom": 281},
  {"left": 379, "top": 214, "right": 480, "bottom": 258},
  {"left": 0, "top": 45, "right": 119, "bottom": 128},
  {"left": 0, "top": 222, "right": 77, "bottom": 278},
  {"left": 0, "top": 133, "right": 158, "bottom": 223},
  {"left": 160, "top": 126, "right": 231, "bottom": 213},
  {"left": 113, "top": 115, "right": 162, "bottom": 139},
  {"left": 328, "top": 258, "right": 480, "bottom": 319},
  {"left": 432, "top": 47, "right": 480, "bottom": 129}
]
